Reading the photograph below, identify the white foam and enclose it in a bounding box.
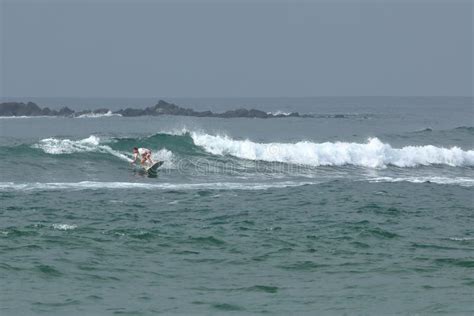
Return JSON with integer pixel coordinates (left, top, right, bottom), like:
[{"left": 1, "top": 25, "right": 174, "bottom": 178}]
[
  {"left": 448, "top": 237, "right": 474, "bottom": 241},
  {"left": 33, "top": 135, "right": 101, "bottom": 154},
  {"left": 266, "top": 111, "right": 292, "bottom": 116},
  {"left": 191, "top": 133, "right": 474, "bottom": 168},
  {"left": 0, "top": 181, "right": 313, "bottom": 191},
  {"left": 0, "top": 115, "right": 56, "bottom": 119},
  {"left": 76, "top": 111, "right": 122, "bottom": 118},
  {"left": 33, "top": 136, "right": 132, "bottom": 162},
  {"left": 152, "top": 148, "right": 175, "bottom": 169},
  {"left": 33, "top": 135, "right": 177, "bottom": 167},
  {"left": 158, "top": 127, "right": 189, "bottom": 136},
  {"left": 368, "top": 176, "right": 474, "bottom": 187},
  {"left": 52, "top": 224, "right": 77, "bottom": 230}
]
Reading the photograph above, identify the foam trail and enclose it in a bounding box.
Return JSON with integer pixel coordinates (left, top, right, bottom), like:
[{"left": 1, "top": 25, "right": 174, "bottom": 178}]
[
  {"left": 33, "top": 136, "right": 132, "bottom": 162},
  {"left": 33, "top": 136, "right": 177, "bottom": 167},
  {"left": 191, "top": 133, "right": 474, "bottom": 168},
  {"left": 369, "top": 176, "right": 474, "bottom": 187},
  {"left": 448, "top": 237, "right": 474, "bottom": 241},
  {"left": 34, "top": 136, "right": 102, "bottom": 154},
  {"left": 0, "top": 181, "right": 314, "bottom": 191}
]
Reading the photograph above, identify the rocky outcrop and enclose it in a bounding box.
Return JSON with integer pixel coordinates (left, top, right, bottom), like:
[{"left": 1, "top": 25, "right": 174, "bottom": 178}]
[
  {"left": 0, "top": 102, "right": 75, "bottom": 117},
  {"left": 217, "top": 108, "right": 268, "bottom": 118},
  {"left": 57, "top": 107, "right": 74, "bottom": 116},
  {"left": 0, "top": 100, "right": 305, "bottom": 118}
]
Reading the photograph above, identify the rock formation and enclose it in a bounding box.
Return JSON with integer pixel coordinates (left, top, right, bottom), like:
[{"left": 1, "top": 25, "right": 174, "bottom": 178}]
[{"left": 0, "top": 100, "right": 305, "bottom": 118}]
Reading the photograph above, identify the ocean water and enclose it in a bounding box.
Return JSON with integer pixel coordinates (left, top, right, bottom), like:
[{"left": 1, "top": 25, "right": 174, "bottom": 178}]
[{"left": 1, "top": 97, "right": 473, "bottom": 314}]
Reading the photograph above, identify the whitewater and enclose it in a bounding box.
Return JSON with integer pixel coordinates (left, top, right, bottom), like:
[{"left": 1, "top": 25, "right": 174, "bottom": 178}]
[
  {"left": 31, "top": 132, "right": 474, "bottom": 169},
  {"left": 1, "top": 97, "right": 473, "bottom": 315},
  {"left": 191, "top": 133, "right": 474, "bottom": 168},
  {"left": 0, "top": 128, "right": 469, "bottom": 190}
]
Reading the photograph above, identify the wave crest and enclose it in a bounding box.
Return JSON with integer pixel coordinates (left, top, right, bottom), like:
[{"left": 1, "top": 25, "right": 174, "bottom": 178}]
[
  {"left": 33, "top": 136, "right": 103, "bottom": 154},
  {"left": 29, "top": 132, "right": 474, "bottom": 169},
  {"left": 191, "top": 133, "right": 474, "bottom": 168},
  {"left": 32, "top": 135, "right": 176, "bottom": 168},
  {"left": 32, "top": 135, "right": 130, "bottom": 161}
]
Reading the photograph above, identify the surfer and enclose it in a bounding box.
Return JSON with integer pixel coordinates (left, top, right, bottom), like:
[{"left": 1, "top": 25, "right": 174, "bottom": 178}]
[{"left": 131, "top": 147, "right": 154, "bottom": 166}]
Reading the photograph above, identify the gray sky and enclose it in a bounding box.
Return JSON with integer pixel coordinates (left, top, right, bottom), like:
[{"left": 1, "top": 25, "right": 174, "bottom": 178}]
[{"left": 1, "top": 0, "right": 472, "bottom": 97}]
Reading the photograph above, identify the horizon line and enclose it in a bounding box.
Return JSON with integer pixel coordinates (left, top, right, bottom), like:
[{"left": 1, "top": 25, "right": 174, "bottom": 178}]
[{"left": 1, "top": 95, "right": 472, "bottom": 100}]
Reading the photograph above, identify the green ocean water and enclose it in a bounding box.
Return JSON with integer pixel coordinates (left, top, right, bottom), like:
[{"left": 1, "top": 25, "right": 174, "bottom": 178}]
[{"left": 1, "top": 97, "right": 473, "bottom": 314}]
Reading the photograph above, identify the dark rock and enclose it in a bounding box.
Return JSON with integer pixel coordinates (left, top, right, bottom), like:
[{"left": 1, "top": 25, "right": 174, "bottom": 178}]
[
  {"left": 196, "top": 110, "right": 213, "bottom": 117},
  {"left": 41, "top": 107, "right": 53, "bottom": 115},
  {"left": 0, "top": 102, "right": 22, "bottom": 116},
  {"left": 218, "top": 108, "right": 269, "bottom": 118},
  {"left": 0, "top": 102, "right": 44, "bottom": 116},
  {"left": 75, "top": 110, "right": 88, "bottom": 116},
  {"left": 93, "top": 108, "right": 110, "bottom": 114},
  {"left": 0, "top": 100, "right": 312, "bottom": 119},
  {"left": 25, "top": 102, "right": 43, "bottom": 116},
  {"left": 248, "top": 109, "right": 269, "bottom": 118},
  {"left": 57, "top": 107, "right": 74, "bottom": 116}
]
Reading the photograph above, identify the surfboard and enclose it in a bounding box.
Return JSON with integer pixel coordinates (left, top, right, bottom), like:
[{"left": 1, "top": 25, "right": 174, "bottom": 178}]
[{"left": 145, "top": 161, "right": 164, "bottom": 175}]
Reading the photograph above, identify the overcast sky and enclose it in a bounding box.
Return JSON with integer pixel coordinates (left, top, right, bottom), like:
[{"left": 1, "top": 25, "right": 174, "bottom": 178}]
[{"left": 1, "top": 0, "right": 472, "bottom": 97}]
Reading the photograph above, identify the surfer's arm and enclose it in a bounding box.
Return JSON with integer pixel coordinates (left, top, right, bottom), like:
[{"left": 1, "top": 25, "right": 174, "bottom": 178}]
[{"left": 131, "top": 153, "right": 138, "bottom": 164}]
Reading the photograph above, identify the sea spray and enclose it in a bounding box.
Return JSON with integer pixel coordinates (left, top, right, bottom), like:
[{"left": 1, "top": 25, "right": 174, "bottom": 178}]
[
  {"left": 191, "top": 133, "right": 474, "bottom": 168},
  {"left": 33, "top": 135, "right": 177, "bottom": 168},
  {"left": 33, "top": 136, "right": 132, "bottom": 162},
  {"left": 31, "top": 132, "right": 474, "bottom": 169}
]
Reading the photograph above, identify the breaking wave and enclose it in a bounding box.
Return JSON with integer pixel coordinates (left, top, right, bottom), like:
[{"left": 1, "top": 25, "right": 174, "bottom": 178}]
[
  {"left": 25, "top": 131, "right": 474, "bottom": 169},
  {"left": 32, "top": 136, "right": 131, "bottom": 161},
  {"left": 190, "top": 133, "right": 474, "bottom": 168},
  {"left": 32, "top": 136, "right": 175, "bottom": 168},
  {"left": 76, "top": 111, "right": 122, "bottom": 118}
]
